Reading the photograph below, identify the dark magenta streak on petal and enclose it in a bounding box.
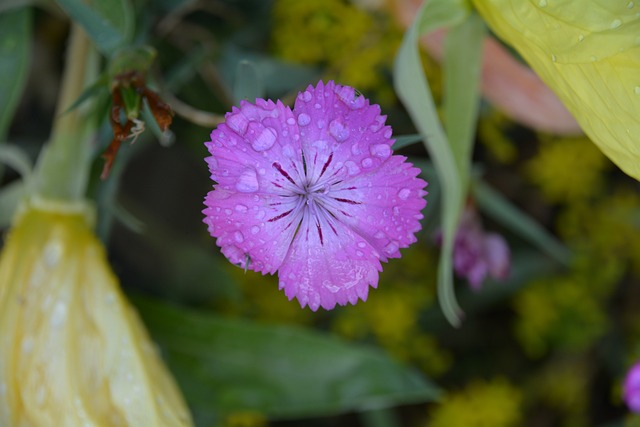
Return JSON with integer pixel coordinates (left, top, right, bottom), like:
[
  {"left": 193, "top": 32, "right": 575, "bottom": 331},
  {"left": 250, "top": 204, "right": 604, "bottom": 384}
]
[
  {"left": 328, "top": 221, "right": 338, "bottom": 236},
  {"left": 339, "top": 210, "right": 352, "bottom": 217},
  {"left": 316, "top": 222, "right": 324, "bottom": 245},
  {"left": 268, "top": 209, "right": 293, "bottom": 222},
  {"left": 272, "top": 162, "right": 297, "bottom": 186},
  {"left": 272, "top": 182, "right": 283, "bottom": 188},
  {"left": 334, "top": 198, "right": 361, "bottom": 205},
  {"left": 319, "top": 152, "right": 333, "bottom": 179}
]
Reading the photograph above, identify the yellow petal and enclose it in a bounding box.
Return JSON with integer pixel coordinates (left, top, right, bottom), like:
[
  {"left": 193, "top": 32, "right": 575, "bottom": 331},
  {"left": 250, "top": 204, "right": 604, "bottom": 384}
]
[
  {"left": 472, "top": 0, "right": 640, "bottom": 180},
  {"left": 0, "top": 199, "right": 193, "bottom": 427}
]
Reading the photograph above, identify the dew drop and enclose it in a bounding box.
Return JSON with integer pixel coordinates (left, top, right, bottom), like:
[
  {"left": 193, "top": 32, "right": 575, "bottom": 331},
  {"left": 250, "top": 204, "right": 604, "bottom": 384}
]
[
  {"left": 628, "top": 1, "right": 634, "bottom": 8},
  {"left": 374, "top": 231, "right": 385, "bottom": 239},
  {"left": 398, "top": 188, "right": 411, "bottom": 200},
  {"left": 43, "top": 241, "right": 62, "bottom": 268},
  {"left": 551, "top": 54, "right": 557, "bottom": 62},
  {"left": 349, "top": 96, "right": 365, "bottom": 110},
  {"left": 236, "top": 168, "right": 259, "bottom": 193},
  {"left": 50, "top": 302, "right": 67, "bottom": 328},
  {"left": 361, "top": 157, "right": 374, "bottom": 168},
  {"left": 226, "top": 113, "right": 249, "bottom": 135},
  {"left": 357, "top": 242, "right": 366, "bottom": 249},
  {"left": 384, "top": 242, "right": 399, "bottom": 255},
  {"left": 635, "top": 86, "right": 640, "bottom": 95},
  {"left": 344, "top": 160, "right": 361, "bottom": 175},
  {"left": 235, "top": 204, "right": 248, "bottom": 213},
  {"left": 383, "top": 128, "right": 392, "bottom": 139},
  {"left": 224, "top": 209, "right": 233, "bottom": 215},
  {"left": 286, "top": 117, "right": 295, "bottom": 125},
  {"left": 316, "top": 119, "right": 325, "bottom": 129},
  {"left": 314, "top": 103, "right": 322, "bottom": 109},
  {"left": 302, "top": 91, "right": 312, "bottom": 102},
  {"left": 590, "top": 55, "right": 598, "bottom": 62},
  {"left": 251, "top": 225, "right": 260, "bottom": 235},
  {"left": 297, "top": 113, "right": 311, "bottom": 126},
  {"left": 538, "top": 0, "right": 547, "bottom": 6},
  {"left": 356, "top": 250, "right": 364, "bottom": 257},
  {"left": 371, "top": 144, "right": 391, "bottom": 159},
  {"left": 250, "top": 125, "right": 277, "bottom": 151},
  {"left": 234, "top": 231, "right": 244, "bottom": 243},
  {"left": 329, "top": 119, "right": 350, "bottom": 142},
  {"left": 578, "top": 34, "right": 585, "bottom": 42},
  {"left": 611, "top": 19, "right": 622, "bottom": 29}
]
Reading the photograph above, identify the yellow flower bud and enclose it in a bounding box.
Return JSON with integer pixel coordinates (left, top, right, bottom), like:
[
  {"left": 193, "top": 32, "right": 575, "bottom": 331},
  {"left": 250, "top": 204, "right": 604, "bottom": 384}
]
[
  {"left": 472, "top": 0, "right": 640, "bottom": 180},
  {"left": 0, "top": 198, "right": 193, "bottom": 426}
]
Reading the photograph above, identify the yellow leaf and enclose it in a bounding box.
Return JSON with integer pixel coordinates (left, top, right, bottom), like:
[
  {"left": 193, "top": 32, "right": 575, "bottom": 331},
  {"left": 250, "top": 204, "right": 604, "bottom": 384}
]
[
  {"left": 0, "top": 199, "right": 193, "bottom": 426},
  {"left": 472, "top": 0, "right": 640, "bottom": 180}
]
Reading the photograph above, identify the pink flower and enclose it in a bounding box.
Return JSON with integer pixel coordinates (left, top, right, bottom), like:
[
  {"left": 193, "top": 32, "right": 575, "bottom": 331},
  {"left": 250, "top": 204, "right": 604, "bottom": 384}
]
[
  {"left": 203, "top": 81, "right": 427, "bottom": 310},
  {"left": 439, "top": 206, "right": 510, "bottom": 290},
  {"left": 624, "top": 362, "right": 640, "bottom": 413}
]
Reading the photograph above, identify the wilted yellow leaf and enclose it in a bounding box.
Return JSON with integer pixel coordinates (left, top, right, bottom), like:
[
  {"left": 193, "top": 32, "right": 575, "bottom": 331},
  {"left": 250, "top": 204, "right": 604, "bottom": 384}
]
[
  {"left": 472, "top": 0, "right": 640, "bottom": 179},
  {"left": 0, "top": 199, "right": 193, "bottom": 427}
]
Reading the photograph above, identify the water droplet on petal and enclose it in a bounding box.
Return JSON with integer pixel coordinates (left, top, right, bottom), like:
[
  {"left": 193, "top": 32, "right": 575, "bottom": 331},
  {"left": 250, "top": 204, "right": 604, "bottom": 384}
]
[
  {"left": 357, "top": 242, "right": 366, "bottom": 249},
  {"left": 611, "top": 19, "right": 622, "bottom": 29},
  {"left": 384, "top": 241, "right": 399, "bottom": 254},
  {"left": 226, "top": 113, "right": 249, "bottom": 135},
  {"left": 356, "top": 250, "right": 364, "bottom": 257},
  {"left": 234, "top": 231, "right": 244, "bottom": 243},
  {"left": 235, "top": 204, "right": 248, "bottom": 213},
  {"left": 361, "top": 157, "right": 374, "bottom": 168},
  {"left": 349, "top": 96, "right": 365, "bottom": 110},
  {"left": 383, "top": 128, "right": 392, "bottom": 139},
  {"left": 551, "top": 54, "right": 557, "bottom": 62},
  {"left": 287, "top": 117, "right": 295, "bottom": 125},
  {"left": 344, "top": 160, "right": 360, "bottom": 175},
  {"left": 398, "top": 188, "right": 411, "bottom": 200},
  {"left": 374, "top": 231, "right": 385, "bottom": 239},
  {"left": 371, "top": 144, "right": 391, "bottom": 159},
  {"left": 249, "top": 124, "right": 277, "bottom": 151},
  {"left": 329, "top": 119, "right": 350, "bottom": 142},
  {"left": 297, "top": 113, "right": 311, "bottom": 126},
  {"left": 316, "top": 119, "right": 325, "bottom": 129},
  {"left": 236, "top": 168, "right": 259, "bottom": 193},
  {"left": 314, "top": 103, "right": 322, "bottom": 109},
  {"left": 578, "top": 34, "right": 585, "bottom": 42},
  {"left": 302, "top": 91, "right": 312, "bottom": 102},
  {"left": 251, "top": 225, "right": 260, "bottom": 234},
  {"left": 224, "top": 209, "right": 233, "bottom": 215}
]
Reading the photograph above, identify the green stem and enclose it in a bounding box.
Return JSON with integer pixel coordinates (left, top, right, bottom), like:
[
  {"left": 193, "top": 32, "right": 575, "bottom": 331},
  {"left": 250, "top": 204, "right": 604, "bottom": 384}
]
[{"left": 33, "top": 24, "right": 98, "bottom": 203}]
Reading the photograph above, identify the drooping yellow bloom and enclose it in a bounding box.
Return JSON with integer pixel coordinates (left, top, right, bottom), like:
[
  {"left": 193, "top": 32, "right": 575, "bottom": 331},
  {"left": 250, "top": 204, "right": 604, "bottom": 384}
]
[
  {"left": 0, "top": 198, "right": 193, "bottom": 426},
  {"left": 472, "top": 0, "right": 640, "bottom": 180}
]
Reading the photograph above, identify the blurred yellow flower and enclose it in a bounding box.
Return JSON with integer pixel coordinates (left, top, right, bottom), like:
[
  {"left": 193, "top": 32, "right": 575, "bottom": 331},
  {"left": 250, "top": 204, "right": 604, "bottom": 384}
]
[
  {"left": 0, "top": 198, "right": 192, "bottom": 426},
  {"left": 428, "top": 378, "right": 522, "bottom": 427},
  {"left": 473, "top": 1, "right": 640, "bottom": 180}
]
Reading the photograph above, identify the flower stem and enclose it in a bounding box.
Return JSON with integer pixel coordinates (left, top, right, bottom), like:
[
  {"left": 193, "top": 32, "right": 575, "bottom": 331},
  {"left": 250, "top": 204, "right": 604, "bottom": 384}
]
[{"left": 33, "top": 24, "right": 98, "bottom": 203}]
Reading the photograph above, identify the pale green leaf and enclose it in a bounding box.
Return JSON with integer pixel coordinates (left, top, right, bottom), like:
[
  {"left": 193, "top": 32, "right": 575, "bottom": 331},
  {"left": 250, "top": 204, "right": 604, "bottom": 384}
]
[{"left": 0, "top": 7, "right": 31, "bottom": 141}]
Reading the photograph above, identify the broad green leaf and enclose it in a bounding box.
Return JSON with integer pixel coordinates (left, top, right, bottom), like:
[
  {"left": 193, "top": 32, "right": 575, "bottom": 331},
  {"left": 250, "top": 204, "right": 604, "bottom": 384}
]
[
  {"left": 392, "top": 134, "right": 422, "bottom": 150},
  {"left": 134, "top": 298, "right": 441, "bottom": 425},
  {"left": 472, "top": 0, "right": 640, "bottom": 181},
  {"left": 394, "top": 0, "right": 484, "bottom": 327},
  {"left": 233, "top": 60, "right": 265, "bottom": 104},
  {"left": 0, "top": 7, "right": 31, "bottom": 141},
  {"left": 55, "top": 0, "right": 134, "bottom": 56},
  {"left": 471, "top": 180, "right": 571, "bottom": 265}
]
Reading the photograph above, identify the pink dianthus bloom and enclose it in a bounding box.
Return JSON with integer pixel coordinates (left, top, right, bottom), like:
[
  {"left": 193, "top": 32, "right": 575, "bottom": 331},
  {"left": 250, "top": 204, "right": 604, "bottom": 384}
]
[
  {"left": 624, "top": 361, "right": 640, "bottom": 413},
  {"left": 203, "top": 81, "right": 427, "bottom": 310},
  {"left": 438, "top": 206, "right": 510, "bottom": 290}
]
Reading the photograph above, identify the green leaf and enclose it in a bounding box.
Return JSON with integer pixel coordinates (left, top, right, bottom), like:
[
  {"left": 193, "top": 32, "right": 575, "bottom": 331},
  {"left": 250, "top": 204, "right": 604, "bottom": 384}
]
[
  {"left": 233, "top": 60, "right": 265, "bottom": 104},
  {"left": 134, "top": 298, "right": 441, "bottom": 424},
  {"left": 0, "top": 180, "right": 26, "bottom": 227},
  {"left": 394, "top": 0, "right": 482, "bottom": 327},
  {"left": 472, "top": 180, "right": 571, "bottom": 265},
  {"left": 392, "top": 134, "right": 422, "bottom": 150},
  {"left": 0, "top": 7, "right": 31, "bottom": 141},
  {"left": 55, "top": 0, "right": 134, "bottom": 56}
]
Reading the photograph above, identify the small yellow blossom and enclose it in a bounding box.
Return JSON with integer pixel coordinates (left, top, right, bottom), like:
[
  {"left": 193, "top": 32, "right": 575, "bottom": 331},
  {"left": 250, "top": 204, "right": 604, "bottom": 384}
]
[
  {"left": 428, "top": 378, "right": 522, "bottom": 427},
  {"left": 473, "top": 1, "right": 640, "bottom": 180},
  {"left": 0, "top": 198, "right": 192, "bottom": 426}
]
